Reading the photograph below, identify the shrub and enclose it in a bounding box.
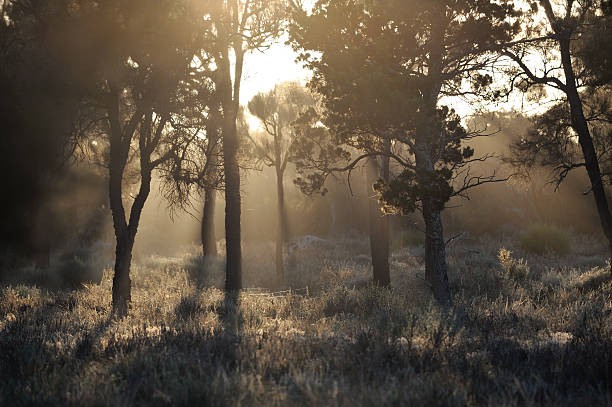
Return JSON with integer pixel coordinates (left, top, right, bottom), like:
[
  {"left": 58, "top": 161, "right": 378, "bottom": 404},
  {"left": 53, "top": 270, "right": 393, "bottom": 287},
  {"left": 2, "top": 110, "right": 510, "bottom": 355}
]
[
  {"left": 54, "top": 248, "right": 104, "bottom": 287},
  {"left": 392, "top": 229, "right": 425, "bottom": 250},
  {"left": 498, "top": 248, "right": 530, "bottom": 281},
  {"left": 572, "top": 301, "right": 612, "bottom": 344},
  {"left": 520, "top": 223, "right": 571, "bottom": 256}
]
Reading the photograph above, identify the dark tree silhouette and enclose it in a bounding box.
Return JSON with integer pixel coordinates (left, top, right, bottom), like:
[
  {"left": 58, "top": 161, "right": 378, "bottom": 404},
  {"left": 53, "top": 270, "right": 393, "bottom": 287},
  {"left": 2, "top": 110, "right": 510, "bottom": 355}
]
[
  {"left": 366, "top": 143, "right": 392, "bottom": 287},
  {"left": 504, "top": 0, "right": 612, "bottom": 273},
  {"left": 158, "top": 64, "right": 225, "bottom": 259},
  {"left": 290, "top": 107, "right": 392, "bottom": 286},
  {"left": 0, "top": 1, "right": 89, "bottom": 263},
  {"left": 200, "top": 0, "right": 285, "bottom": 291},
  {"left": 200, "top": 113, "right": 223, "bottom": 258},
  {"left": 289, "top": 0, "right": 519, "bottom": 306},
  {"left": 65, "top": 0, "right": 208, "bottom": 316}
]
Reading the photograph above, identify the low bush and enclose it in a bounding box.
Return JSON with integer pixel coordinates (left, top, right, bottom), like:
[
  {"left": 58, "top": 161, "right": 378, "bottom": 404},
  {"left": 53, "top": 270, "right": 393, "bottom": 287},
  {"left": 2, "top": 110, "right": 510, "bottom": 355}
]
[
  {"left": 55, "top": 252, "right": 104, "bottom": 287},
  {"left": 520, "top": 223, "right": 571, "bottom": 256},
  {"left": 498, "top": 248, "right": 530, "bottom": 281},
  {"left": 392, "top": 229, "right": 425, "bottom": 250}
]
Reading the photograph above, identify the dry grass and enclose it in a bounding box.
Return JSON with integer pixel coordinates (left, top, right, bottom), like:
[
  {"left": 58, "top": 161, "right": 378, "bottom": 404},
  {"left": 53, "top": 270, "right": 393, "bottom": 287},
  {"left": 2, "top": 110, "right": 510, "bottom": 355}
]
[{"left": 0, "top": 235, "right": 610, "bottom": 406}]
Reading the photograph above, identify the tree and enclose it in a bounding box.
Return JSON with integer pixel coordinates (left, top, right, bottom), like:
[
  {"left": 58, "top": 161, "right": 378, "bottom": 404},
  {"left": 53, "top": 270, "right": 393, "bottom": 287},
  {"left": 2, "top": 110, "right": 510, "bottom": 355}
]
[
  {"left": 70, "top": 0, "right": 206, "bottom": 316},
  {"left": 247, "top": 82, "right": 316, "bottom": 278},
  {"left": 289, "top": 0, "right": 518, "bottom": 306},
  {"left": 291, "top": 106, "right": 392, "bottom": 286},
  {"left": 159, "top": 65, "right": 225, "bottom": 259},
  {"left": 200, "top": 110, "right": 223, "bottom": 258},
  {"left": 201, "top": 0, "right": 285, "bottom": 291},
  {"left": 504, "top": 0, "right": 612, "bottom": 273},
  {"left": 0, "top": 0, "right": 89, "bottom": 264},
  {"left": 366, "top": 142, "right": 392, "bottom": 286}
]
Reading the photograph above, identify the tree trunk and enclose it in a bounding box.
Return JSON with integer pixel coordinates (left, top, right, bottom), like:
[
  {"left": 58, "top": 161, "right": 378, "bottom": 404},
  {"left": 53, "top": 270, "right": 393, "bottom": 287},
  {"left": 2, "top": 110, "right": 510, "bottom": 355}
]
[
  {"left": 219, "top": 42, "right": 244, "bottom": 292},
  {"left": 366, "top": 156, "right": 390, "bottom": 287},
  {"left": 106, "top": 87, "right": 155, "bottom": 317},
  {"left": 109, "top": 156, "right": 131, "bottom": 316},
  {"left": 560, "top": 37, "right": 612, "bottom": 274},
  {"left": 112, "top": 230, "right": 134, "bottom": 318},
  {"left": 422, "top": 199, "right": 452, "bottom": 308},
  {"left": 415, "top": 142, "right": 452, "bottom": 307},
  {"left": 275, "top": 169, "right": 287, "bottom": 279},
  {"left": 202, "top": 187, "right": 217, "bottom": 257},
  {"left": 110, "top": 175, "right": 150, "bottom": 317},
  {"left": 223, "top": 115, "right": 242, "bottom": 291},
  {"left": 416, "top": 7, "right": 451, "bottom": 305},
  {"left": 110, "top": 172, "right": 150, "bottom": 317},
  {"left": 201, "top": 127, "right": 219, "bottom": 258}
]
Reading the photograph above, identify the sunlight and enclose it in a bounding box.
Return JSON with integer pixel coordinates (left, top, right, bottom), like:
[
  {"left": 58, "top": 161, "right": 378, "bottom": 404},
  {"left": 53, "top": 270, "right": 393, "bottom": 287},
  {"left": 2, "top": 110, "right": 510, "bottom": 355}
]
[
  {"left": 245, "top": 110, "right": 263, "bottom": 131},
  {"left": 240, "top": 39, "right": 311, "bottom": 104},
  {"left": 2, "top": 0, "right": 610, "bottom": 404}
]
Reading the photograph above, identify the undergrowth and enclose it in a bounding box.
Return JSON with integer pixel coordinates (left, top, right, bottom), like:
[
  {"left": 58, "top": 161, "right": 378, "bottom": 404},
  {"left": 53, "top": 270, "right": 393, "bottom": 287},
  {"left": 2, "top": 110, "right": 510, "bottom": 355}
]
[
  {"left": 0, "top": 237, "right": 610, "bottom": 406},
  {"left": 520, "top": 223, "right": 571, "bottom": 256}
]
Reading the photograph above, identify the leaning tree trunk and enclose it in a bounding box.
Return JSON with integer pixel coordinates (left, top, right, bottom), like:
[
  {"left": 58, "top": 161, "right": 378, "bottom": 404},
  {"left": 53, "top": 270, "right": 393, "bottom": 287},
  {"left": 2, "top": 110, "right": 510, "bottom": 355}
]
[
  {"left": 560, "top": 37, "right": 612, "bottom": 275},
  {"left": 110, "top": 172, "right": 150, "bottom": 317},
  {"left": 108, "top": 132, "right": 151, "bottom": 317},
  {"left": 111, "top": 169, "right": 150, "bottom": 317},
  {"left": 366, "top": 156, "right": 390, "bottom": 287},
  {"left": 201, "top": 187, "right": 217, "bottom": 257},
  {"left": 106, "top": 87, "right": 156, "bottom": 317},
  {"left": 275, "top": 168, "right": 288, "bottom": 279},
  {"left": 109, "top": 142, "right": 131, "bottom": 317}
]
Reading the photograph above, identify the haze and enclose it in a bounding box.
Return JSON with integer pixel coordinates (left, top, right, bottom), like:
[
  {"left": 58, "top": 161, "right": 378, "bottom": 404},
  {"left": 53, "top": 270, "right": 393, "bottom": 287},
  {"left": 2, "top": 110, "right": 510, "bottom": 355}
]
[{"left": 1, "top": 1, "right": 610, "bottom": 405}]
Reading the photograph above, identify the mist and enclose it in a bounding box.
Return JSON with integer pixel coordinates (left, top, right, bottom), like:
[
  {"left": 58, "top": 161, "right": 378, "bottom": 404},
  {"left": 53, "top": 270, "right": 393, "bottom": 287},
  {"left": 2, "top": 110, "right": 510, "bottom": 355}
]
[{"left": 1, "top": 0, "right": 611, "bottom": 405}]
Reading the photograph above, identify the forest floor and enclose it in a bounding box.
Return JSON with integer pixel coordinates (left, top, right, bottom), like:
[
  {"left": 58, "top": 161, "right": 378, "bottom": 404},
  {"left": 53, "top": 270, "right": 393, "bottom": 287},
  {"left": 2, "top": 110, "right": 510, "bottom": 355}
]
[{"left": 0, "top": 234, "right": 611, "bottom": 406}]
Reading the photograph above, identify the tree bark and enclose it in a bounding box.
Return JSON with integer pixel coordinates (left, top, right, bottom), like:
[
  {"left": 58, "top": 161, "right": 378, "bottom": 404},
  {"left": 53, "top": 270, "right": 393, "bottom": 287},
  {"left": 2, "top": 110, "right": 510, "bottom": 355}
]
[
  {"left": 559, "top": 36, "right": 612, "bottom": 274},
  {"left": 201, "top": 187, "right": 217, "bottom": 257},
  {"left": 366, "top": 156, "right": 390, "bottom": 287},
  {"left": 422, "top": 199, "right": 452, "bottom": 308}
]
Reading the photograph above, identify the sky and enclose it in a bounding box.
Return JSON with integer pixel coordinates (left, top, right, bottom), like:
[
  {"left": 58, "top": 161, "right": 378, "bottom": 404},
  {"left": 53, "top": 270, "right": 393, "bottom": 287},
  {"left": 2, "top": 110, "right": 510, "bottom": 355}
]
[
  {"left": 239, "top": 42, "right": 557, "bottom": 133},
  {"left": 239, "top": 0, "right": 315, "bottom": 128},
  {"left": 240, "top": 40, "right": 310, "bottom": 129},
  {"left": 241, "top": 41, "right": 310, "bottom": 104},
  {"left": 238, "top": 0, "right": 560, "bottom": 130},
  {"left": 239, "top": 40, "right": 558, "bottom": 126}
]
